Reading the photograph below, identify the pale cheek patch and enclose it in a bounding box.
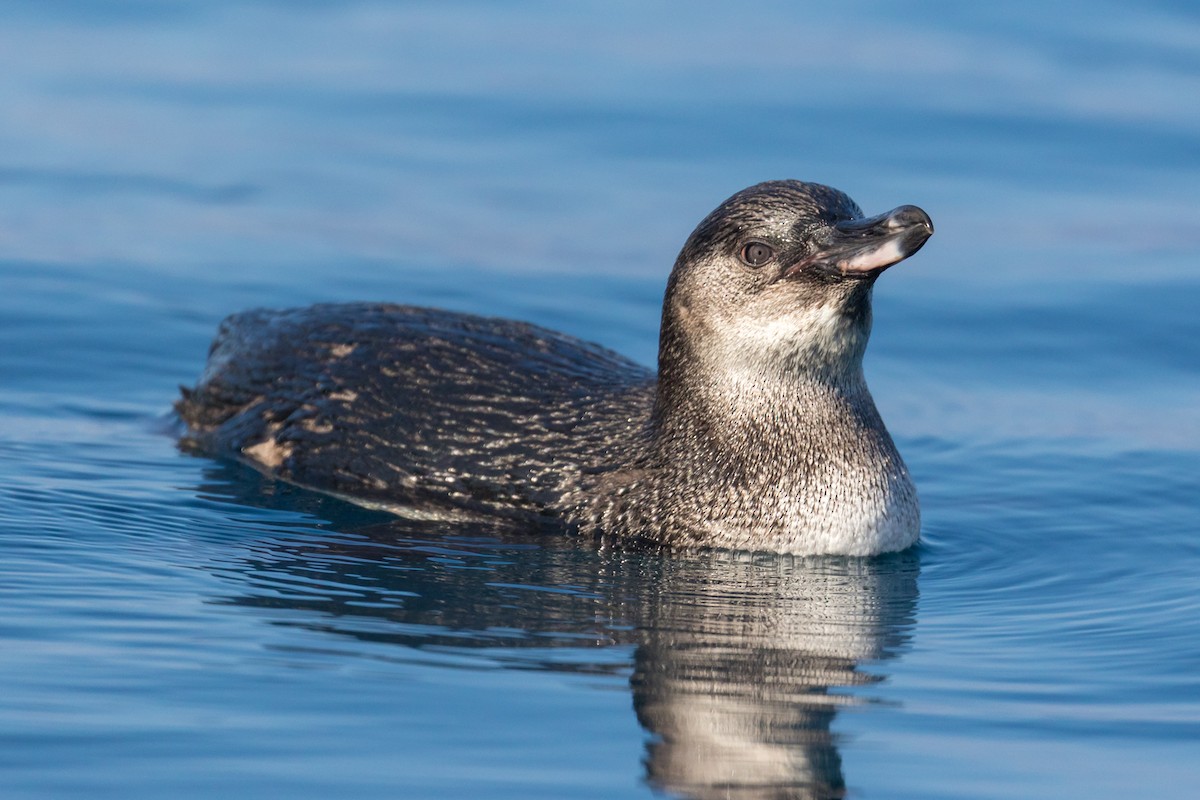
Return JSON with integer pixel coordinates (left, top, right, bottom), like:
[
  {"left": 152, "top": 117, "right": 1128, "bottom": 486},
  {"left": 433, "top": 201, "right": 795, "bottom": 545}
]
[
  {"left": 710, "top": 303, "right": 862, "bottom": 382},
  {"left": 840, "top": 237, "right": 904, "bottom": 274},
  {"left": 724, "top": 305, "right": 841, "bottom": 351}
]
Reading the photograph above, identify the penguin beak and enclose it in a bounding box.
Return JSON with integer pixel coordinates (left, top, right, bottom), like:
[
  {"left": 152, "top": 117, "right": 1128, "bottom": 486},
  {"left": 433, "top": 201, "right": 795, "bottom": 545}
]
[{"left": 785, "top": 205, "right": 934, "bottom": 279}]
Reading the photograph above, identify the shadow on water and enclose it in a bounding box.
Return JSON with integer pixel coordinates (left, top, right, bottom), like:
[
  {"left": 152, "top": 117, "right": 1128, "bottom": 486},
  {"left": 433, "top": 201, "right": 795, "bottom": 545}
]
[{"left": 191, "top": 459, "right": 920, "bottom": 800}]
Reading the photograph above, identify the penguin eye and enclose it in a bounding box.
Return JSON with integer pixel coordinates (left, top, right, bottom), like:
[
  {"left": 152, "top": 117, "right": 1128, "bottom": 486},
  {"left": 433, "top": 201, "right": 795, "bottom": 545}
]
[{"left": 739, "top": 241, "right": 775, "bottom": 268}]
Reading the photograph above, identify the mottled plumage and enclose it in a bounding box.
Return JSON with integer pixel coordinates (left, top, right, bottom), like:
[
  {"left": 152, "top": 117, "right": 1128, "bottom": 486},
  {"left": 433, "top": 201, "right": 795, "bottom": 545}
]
[{"left": 178, "top": 180, "right": 933, "bottom": 555}]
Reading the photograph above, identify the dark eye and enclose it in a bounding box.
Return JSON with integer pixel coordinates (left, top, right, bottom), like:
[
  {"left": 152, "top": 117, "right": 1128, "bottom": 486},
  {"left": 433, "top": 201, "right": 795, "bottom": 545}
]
[{"left": 740, "top": 241, "right": 775, "bottom": 267}]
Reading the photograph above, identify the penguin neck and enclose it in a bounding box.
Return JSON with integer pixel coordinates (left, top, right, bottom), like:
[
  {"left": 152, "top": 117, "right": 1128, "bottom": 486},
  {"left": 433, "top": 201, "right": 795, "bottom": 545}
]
[{"left": 650, "top": 296, "right": 880, "bottom": 470}]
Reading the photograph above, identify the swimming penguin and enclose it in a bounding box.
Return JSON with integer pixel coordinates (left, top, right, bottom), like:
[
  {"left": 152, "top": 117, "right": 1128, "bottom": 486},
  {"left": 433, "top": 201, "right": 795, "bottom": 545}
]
[{"left": 177, "top": 180, "right": 933, "bottom": 555}]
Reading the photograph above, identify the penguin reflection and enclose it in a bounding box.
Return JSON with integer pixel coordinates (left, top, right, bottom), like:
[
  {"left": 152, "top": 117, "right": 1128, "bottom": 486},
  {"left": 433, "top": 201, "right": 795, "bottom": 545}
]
[
  {"left": 198, "top": 465, "right": 918, "bottom": 800},
  {"left": 630, "top": 552, "right": 917, "bottom": 800}
]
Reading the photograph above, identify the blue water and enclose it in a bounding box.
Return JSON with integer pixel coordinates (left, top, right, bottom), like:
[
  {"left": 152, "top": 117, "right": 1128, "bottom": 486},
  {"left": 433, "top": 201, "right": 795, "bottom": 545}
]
[{"left": 3, "top": 2, "right": 1199, "bottom": 798}]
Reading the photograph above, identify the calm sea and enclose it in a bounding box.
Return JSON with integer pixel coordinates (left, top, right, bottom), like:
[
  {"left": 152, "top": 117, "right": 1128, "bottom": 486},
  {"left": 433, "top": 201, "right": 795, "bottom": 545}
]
[{"left": 2, "top": 2, "right": 1198, "bottom": 798}]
